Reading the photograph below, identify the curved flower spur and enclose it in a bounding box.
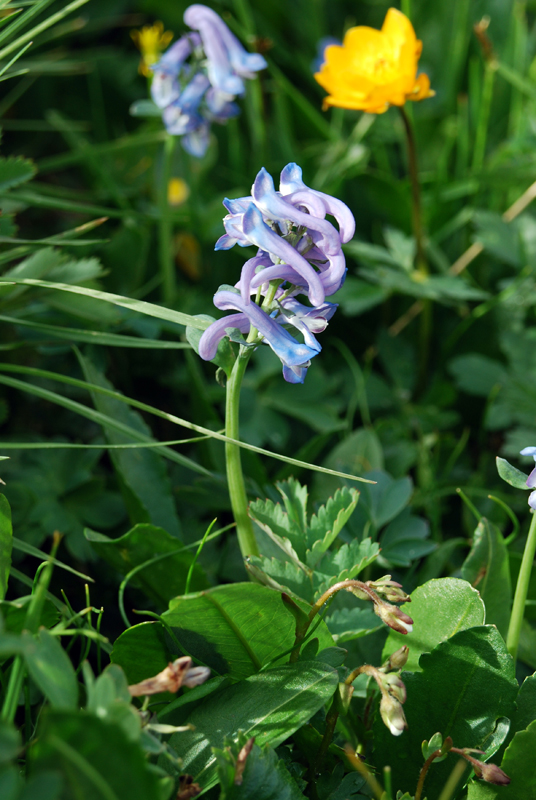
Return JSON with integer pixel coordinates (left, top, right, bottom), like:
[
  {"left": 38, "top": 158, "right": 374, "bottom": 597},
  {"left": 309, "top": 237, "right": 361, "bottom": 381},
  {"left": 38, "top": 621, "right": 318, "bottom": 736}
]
[
  {"left": 199, "top": 163, "right": 355, "bottom": 383},
  {"left": 149, "top": 4, "right": 267, "bottom": 156}
]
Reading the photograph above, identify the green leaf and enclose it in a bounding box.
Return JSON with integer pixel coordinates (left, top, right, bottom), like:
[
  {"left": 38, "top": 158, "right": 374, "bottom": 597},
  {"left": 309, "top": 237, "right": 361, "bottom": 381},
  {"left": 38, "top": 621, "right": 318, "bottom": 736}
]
[
  {"left": 0, "top": 155, "right": 35, "bottom": 192},
  {"left": 186, "top": 314, "right": 236, "bottom": 377},
  {"left": 0, "top": 768, "right": 21, "bottom": 800},
  {"left": 512, "top": 673, "right": 536, "bottom": 735},
  {"left": 313, "top": 538, "right": 380, "bottom": 595},
  {"left": 467, "top": 719, "right": 536, "bottom": 799},
  {"left": 496, "top": 457, "right": 530, "bottom": 490},
  {"left": 29, "top": 710, "right": 169, "bottom": 800},
  {"left": 78, "top": 354, "right": 182, "bottom": 537},
  {"left": 111, "top": 621, "right": 180, "bottom": 689},
  {"left": 326, "top": 606, "right": 381, "bottom": 643},
  {"left": 22, "top": 630, "right": 78, "bottom": 709},
  {"left": 161, "top": 583, "right": 334, "bottom": 680},
  {"left": 168, "top": 662, "right": 338, "bottom": 788},
  {"left": 306, "top": 487, "right": 359, "bottom": 565},
  {"left": 0, "top": 720, "right": 21, "bottom": 765},
  {"left": 0, "top": 277, "right": 209, "bottom": 331},
  {"left": 318, "top": 429, "right": 384, "bottom": 499},
  {"left": 86, "top": 523, "right": 208, "bottom": 607},
  {"left": 374, "top": 626, "right": 518, "bottom": 798},
  {"left": 379, "top": 510, "right": 436, "bottom": 568},
  {"left": 462, "top": 518, "right": 512, "bottom": 637},
  {"left": 245, "top": 557, "right": 313, "bottom": 603},
  {"left": 448, "top": 354, "right": 506, "bottom": 397},
  {"left": 249, "top": 496, "right": 305, "bottom": 566},
  {"left": 382, "top": 577, "right": 486, "bottom": 672},
  {"left": 215, "top": 741, "right": 307, "bottom": 800},
  {"left": 0, "top": 495, "right": 12, "bottom": 600}
]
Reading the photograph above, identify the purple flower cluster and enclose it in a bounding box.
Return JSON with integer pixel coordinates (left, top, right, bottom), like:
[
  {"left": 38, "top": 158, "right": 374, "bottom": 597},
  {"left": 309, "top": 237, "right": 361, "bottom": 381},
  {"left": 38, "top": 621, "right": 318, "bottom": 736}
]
[
  {"left": 150, "top": 4, "right": 266, "bottom": 157},
  {"left": 199, "top": 163, "right": 355, "bottom": 383}
]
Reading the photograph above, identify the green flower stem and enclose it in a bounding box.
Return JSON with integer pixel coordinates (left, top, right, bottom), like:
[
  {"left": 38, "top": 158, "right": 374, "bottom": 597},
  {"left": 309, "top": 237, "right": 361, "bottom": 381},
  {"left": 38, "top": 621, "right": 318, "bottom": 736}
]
[
  {"left": 158, "top": 134, "right": 177, "bottom": 305},
  {"left": 507, "top": 511, "right": 536, "bottom": 662},
  {"left": 399, "top": 106, "right": 427, "bottom": 275},
  {"left": 225, "top": 347, "right": 259, "bottom": 560}
]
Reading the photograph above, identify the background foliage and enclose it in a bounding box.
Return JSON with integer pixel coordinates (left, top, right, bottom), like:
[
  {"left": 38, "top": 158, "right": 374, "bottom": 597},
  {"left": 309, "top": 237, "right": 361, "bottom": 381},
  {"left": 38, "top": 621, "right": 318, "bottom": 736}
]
[{"left": 2, "top": 0, "right": 536, "bottom": 798}]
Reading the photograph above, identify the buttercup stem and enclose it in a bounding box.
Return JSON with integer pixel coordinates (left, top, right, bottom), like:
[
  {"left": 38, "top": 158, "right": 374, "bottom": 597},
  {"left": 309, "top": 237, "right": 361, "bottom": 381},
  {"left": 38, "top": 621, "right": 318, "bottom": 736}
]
[
  {"left": 225, "top": 347, "right": 260, "bottom": 561},
  {"left": 159, "top": 133, "right": 177, "bottom": 305},
  {"left": 399, "top": 106, "right": 427, "bottom": 274},
  {"left": 506, "top": 510, "right": 536, "bottom": 662}
]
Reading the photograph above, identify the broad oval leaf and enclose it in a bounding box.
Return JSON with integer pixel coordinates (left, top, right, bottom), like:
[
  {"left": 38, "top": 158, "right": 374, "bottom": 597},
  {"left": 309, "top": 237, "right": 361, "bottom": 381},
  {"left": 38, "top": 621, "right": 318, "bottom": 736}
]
[
  {"left": 382, "top": 577, "right": 485, "bottom": 671},
  {"left": 467, "top": 719, "right": 536, "bottom": 799},
  {"left": 162, "top": 583, "right": 335, "bottom": 680},
  {"left": 86, "top": 523, "right": 208, "bottom": 607},
  {"left": 374, "top": 626, "right": 518, "bottom": 799},
  {"left": 462, "top": 518, "right": 512, "bottom": 637},
  {"left": 168, "top": 662, "right": 338, "bottom": 788}
]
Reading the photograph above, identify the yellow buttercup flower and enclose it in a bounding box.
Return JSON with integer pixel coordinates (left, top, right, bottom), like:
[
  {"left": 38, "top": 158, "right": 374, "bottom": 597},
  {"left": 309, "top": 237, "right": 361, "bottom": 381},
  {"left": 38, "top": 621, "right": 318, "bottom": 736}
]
[
  {"left": 314, "top": 8, "right": 434, "bottom": 114},
  {"left": 130, "top": 21, "right": 173, "bottom": 77}
]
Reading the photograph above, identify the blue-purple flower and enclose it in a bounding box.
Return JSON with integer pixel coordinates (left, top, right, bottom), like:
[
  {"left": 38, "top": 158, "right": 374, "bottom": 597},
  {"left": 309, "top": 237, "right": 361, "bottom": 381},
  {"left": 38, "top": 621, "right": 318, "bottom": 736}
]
[
  {"left": 198, "top": 163, "right": 354, "bottom": 383},
  {"left": 150, "top": 4, "right": 266, "bottom": 156},
  {"left": 521, "top": 446, "right": 536, "bottom": 509}
]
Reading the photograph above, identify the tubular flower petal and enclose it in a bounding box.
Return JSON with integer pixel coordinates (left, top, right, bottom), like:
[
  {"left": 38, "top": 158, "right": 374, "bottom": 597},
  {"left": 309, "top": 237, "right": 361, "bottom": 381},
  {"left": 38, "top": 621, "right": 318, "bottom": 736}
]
[
  {"left": 252, "top": 168, "right": 342, "bottom": 256},
  {"left": 314, "top": 7, "right": 434, "bottom": 114},
  {"left": 184, "top": 4, "right": 267, "bottom": 93},
  {"left": 199, "top": 164, "right": 355, "bottom": 383},
  {"left": 213, "top": 290, "right": 319, "bottom": 368},
  {"left": 147, "top": 5, "right": 265, "bottom": 157},
  {"left": 280, "top": 163, "right": 356, "bottom": 243}
]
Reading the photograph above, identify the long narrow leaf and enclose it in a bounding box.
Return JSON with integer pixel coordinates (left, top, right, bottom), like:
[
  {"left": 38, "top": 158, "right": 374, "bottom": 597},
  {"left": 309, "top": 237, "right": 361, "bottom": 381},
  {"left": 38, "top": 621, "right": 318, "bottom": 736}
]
[
  {"left": 0, "top": 372, "right": 211, "bottom": 477},
  {"left": 0, "top": 0, "right": 91, "bottom": 61},
  {"left": 0, "top": 364, "right": 373, "bottom": 483},
  {"left": 0, "top": 314, "right": 192, "bottom": 348},
  {"left": 12, "top": 537, "right": 94, "bottom": 582},
  {"left": 0, "top": 278, "right": 209, "bottom": 330}
]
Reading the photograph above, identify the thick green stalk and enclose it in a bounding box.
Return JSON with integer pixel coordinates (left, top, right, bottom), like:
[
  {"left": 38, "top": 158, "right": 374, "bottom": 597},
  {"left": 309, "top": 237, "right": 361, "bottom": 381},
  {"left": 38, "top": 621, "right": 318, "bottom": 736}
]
[
  {"left": 158, "top": 134, "right": 176, "bottom": 305},
  {"left": 507, "top": 511, "right": 536, "bottom": 662},
  {"left": 225, "top": 348, "right": 259, "bottom": 559}
]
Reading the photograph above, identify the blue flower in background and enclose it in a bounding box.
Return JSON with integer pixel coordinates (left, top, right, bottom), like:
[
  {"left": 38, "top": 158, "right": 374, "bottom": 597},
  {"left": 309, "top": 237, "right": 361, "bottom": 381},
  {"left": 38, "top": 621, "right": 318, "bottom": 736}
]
[
  {"left": 150, "top": 4, "right": 266, "bottom": 156},
  {"left": 198, "top": 163, "right": 355, "bottom": 383},
  {"left": 311, "top": 36, "right": 342, "bottom": 73},
  {"left": 521, "top": 446, "right": 536, "bottom": 509}
]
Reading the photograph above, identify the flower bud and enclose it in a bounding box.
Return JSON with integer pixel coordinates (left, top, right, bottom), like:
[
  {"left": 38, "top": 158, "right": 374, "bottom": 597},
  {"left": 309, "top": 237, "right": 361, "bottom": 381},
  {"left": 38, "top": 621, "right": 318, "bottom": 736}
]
[
  {"left": 380, "top": 693, "right": 407, "bottom": 736},
  {"left": 367, "top": 575, "right": 411, "bottom": 603},
  {"left": 382, "top": 672, "right": 407, "bottom": 704},
  {"left": 183, "top": 665, "right": 211, "bottom": 688},
  {"left": 374, "top": 601, "right": 413, "bottom": 634},
  {"left": 473, "top": 761, "right": 511, "bottom": 786},
  {"left": 128, "top": 657, "right": 210, "bottom": 696},
  {"left": 382, "top": 645, "right": 409, "bottom": 672}
]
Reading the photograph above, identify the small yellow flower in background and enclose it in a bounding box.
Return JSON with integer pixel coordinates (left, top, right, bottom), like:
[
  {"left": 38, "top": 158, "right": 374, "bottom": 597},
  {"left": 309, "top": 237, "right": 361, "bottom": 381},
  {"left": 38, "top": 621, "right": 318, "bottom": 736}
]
[
  {"left": 130, "top": 21, "right": 173, "bottom": 77},
  {"left": 314, "top": 8, "right": 434, "bottom": 114},
  {"left": 167, "top": 177, "right": 190, "bottom": 207},
  {"left": 175, "top": 232, "right": 202, "bottom": 281}
]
